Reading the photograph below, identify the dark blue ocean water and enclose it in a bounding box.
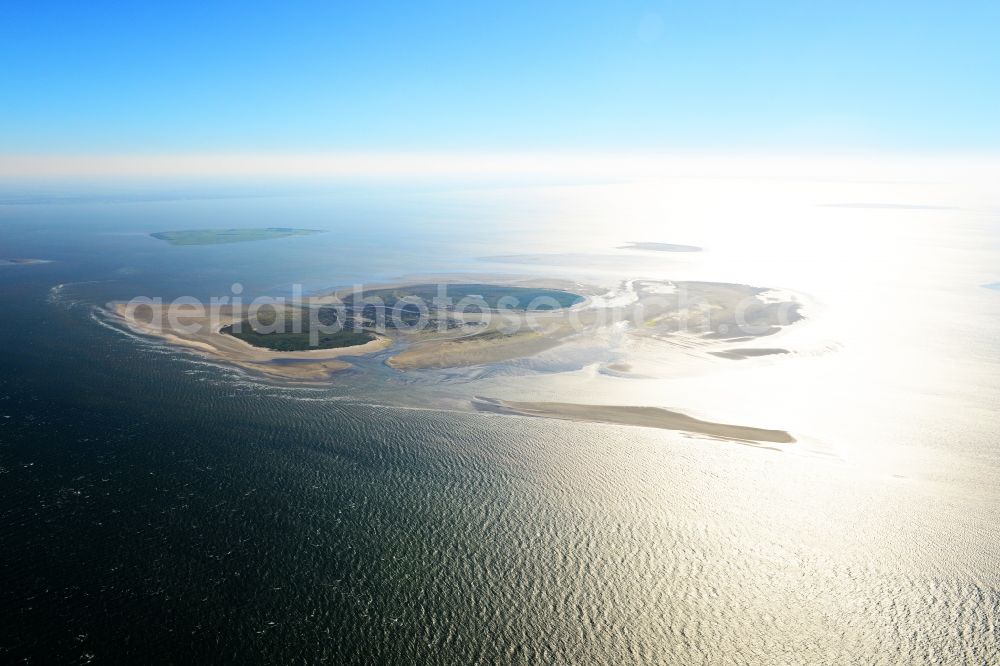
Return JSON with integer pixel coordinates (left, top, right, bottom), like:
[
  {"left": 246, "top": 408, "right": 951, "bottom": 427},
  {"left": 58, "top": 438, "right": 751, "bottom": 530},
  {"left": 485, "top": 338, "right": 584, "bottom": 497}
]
[{"left": 2, "top": 188, "right": 998, "bottom": 664}]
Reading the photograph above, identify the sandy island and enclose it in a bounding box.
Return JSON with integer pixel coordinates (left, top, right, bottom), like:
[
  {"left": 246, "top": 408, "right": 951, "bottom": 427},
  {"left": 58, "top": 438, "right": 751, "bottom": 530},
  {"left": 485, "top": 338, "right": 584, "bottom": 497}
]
[
  {"left": 107, "top": 277, "right": 803, "bottom": 438},
  {"left": 474, "top": 397, "right": 795, "bottom": 445},
  {"left": 108, "top": 276, "right": 803, "bottom": 381}
]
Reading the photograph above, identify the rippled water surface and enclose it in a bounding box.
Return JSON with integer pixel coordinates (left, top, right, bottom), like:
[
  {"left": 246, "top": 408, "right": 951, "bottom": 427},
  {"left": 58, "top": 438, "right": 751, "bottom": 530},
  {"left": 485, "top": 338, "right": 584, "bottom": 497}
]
[{"left": 1, "top": 178, "right": 999, "bottom": 663}]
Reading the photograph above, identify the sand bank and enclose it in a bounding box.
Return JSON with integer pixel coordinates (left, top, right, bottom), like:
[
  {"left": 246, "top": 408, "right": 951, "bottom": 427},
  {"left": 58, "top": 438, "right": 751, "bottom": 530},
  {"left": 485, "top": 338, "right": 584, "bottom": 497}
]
[
  {"left": 473, "top": 397, "right": 795, "bottom": 444},
  {"left": 708, "top": 348, "right": 789, "bottom": 360}
]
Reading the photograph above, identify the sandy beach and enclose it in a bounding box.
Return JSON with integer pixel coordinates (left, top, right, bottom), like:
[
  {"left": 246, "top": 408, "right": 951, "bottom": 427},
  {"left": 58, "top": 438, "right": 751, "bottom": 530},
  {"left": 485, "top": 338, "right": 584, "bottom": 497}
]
[{"left": 111, "top": 302, "right": 390, "bottom": 380}]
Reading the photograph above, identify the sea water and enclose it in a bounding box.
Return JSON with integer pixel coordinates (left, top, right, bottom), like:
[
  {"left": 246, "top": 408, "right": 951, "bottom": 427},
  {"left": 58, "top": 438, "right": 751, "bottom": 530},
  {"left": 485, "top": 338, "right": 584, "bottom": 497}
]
[{"left": 1, "top": 177, "right": 998, "bottom": 663}]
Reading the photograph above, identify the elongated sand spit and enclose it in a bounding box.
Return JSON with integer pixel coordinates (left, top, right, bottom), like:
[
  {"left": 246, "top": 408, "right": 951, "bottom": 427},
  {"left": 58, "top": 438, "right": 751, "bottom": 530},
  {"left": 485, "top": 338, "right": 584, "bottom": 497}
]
[{"left": 474, "top": 398, "right": 795, "bottom": 444}]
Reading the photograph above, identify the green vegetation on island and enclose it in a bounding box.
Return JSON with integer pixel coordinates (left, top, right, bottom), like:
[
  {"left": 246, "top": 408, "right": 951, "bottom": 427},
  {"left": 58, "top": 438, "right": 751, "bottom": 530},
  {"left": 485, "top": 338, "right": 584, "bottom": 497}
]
[
  {"left": 222, "top": 307, "right": 375, "bottom": 352},
  {"left": 151, "top": 228, "right": 325, "bottom": 246}
]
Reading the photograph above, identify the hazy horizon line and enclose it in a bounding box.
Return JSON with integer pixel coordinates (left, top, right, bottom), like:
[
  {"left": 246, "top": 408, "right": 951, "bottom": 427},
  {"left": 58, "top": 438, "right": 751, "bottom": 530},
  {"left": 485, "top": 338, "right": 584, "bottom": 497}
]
[{"left": 2, "top": 151, "right": 999, "bottom": 183}]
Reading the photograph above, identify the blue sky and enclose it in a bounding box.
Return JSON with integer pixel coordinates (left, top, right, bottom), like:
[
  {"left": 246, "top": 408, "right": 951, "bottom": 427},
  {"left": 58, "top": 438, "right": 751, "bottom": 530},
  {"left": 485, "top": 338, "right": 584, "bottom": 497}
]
[{"left": 1, "top": 1, "right": 998, "bottom": 153}]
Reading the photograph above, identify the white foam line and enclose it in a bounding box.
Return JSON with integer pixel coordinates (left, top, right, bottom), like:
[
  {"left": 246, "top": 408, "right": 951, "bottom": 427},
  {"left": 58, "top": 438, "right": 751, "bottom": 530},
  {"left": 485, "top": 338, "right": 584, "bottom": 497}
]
[{"left": 89, "top": 308, "right": 166, "bottom": 347}]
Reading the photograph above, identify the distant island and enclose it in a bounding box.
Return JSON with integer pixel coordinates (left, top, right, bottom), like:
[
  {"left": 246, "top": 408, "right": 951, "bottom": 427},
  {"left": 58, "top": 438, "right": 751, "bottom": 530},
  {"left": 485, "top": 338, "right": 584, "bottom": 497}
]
[
  {"left": 150, "top": 228, "right": 325, "bottom": 246},
  {"left": 985, "top": 283, "right": 1000, "bottom": 291},
  {"left": 619, "top": 242, "right": 702, "bottom": 252},
  {"left": 0, "top": 258, "right": 51, "bottom": 266}
]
